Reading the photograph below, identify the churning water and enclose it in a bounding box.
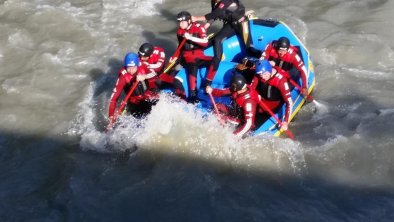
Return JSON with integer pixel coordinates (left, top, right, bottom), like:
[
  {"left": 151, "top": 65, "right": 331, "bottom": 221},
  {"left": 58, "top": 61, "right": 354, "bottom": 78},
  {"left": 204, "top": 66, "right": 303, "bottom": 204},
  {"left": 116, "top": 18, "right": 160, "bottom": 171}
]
[{"left": 0, "top": 0, "right": 393, "bottom": 221}]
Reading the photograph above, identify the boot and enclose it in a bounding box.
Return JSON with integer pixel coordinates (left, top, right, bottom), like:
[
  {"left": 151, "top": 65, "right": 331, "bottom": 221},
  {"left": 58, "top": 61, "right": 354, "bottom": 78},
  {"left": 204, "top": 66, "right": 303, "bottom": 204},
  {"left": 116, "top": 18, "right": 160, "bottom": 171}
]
[{"left": 187, "top": 89, "right": 199, "bottom": 104}]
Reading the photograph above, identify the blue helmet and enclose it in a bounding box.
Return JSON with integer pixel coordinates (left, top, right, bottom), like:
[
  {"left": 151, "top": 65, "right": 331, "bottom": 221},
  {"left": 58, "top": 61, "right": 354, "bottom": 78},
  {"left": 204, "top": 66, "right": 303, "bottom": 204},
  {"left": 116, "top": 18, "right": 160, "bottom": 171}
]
[
  {"left": 255, "top": 60, "right": 272, "bottom": 74},
  {"left": 124, "top": 52, "right": 139, "bottom": 67}
]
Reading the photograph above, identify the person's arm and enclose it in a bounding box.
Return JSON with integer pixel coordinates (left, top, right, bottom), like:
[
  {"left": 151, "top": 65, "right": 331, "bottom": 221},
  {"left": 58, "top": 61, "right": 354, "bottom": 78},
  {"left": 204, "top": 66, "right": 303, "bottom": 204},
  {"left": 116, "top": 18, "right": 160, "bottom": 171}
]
[
  {"left": 192, "top": 3, "right": 224, "bottom": 25},
  {"left": 260, "top": 43, "right": 273, "bottom": 60},
  {"left": 292, "top": 53, "right": 308, "bottom": 92},
  {"left": 108, "top": 73, "right": 126, "bottom": 118},
  {"left": 146, "top": 47, "right": 165, "bottom": 73},
  {"left": 137, "top": 64, "right": 158, "bottom": 83},
  {"left": 278, "top": 79, "right": 293, "bottom": 123},
  {"left": 233, "top": 99, "right": 256, "bottom": 137},
  {"left": 184, "top": 26, "right": 209, "bottom": 48},
  {"left": 208, "top": 86, "right": 231, "bottom": 97},
  {"left": 191, "top": 15, "right": 207, "bottom": 22}
]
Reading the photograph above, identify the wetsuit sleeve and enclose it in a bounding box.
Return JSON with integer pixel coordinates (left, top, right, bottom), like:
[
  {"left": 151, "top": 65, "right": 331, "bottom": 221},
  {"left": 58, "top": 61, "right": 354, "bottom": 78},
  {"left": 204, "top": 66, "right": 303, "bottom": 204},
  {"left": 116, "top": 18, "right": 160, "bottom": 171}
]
[
  {"left": 292, "top": 52, "right": 308, "bottom": 89},
  {"left": 277, "top": 79, "right": 293, "bottom": 123},
  {"left": 108, "top": 72, "right": 126, "bottom": 118},
  {"left": 233, "top": 99, "right": 257, "bottom": 137},
  {"left": 146, "top": 47, "right": 165, "bottom": 73},
  {"left": 261, "top": 43, "right": 273, "bottom": 60},
  {"left": 212, "top": 88, "right": 231, "bottom": 97},
  {"left": 187, "top": 25, "right": 209, "bottom": 48},
  {"left": 205, "top": 2, "right": 226, "bottom": 21},
  {"left": 143, "top": 67, "right": 157, "bottom": 80}
]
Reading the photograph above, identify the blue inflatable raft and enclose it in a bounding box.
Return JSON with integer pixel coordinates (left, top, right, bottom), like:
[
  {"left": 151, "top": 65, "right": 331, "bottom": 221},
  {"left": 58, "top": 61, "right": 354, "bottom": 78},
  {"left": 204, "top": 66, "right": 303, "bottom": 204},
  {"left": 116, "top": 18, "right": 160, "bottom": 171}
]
[{"left": 173, "top": 18, "right": 315, "bottom": 137}]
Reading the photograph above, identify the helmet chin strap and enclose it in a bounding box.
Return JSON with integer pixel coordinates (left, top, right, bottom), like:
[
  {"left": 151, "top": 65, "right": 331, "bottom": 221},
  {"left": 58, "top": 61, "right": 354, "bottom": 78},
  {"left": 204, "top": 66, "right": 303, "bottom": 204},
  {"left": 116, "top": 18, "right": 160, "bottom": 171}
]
[{"left": 237, "top": 86, "right": 247, "bottom": 94}]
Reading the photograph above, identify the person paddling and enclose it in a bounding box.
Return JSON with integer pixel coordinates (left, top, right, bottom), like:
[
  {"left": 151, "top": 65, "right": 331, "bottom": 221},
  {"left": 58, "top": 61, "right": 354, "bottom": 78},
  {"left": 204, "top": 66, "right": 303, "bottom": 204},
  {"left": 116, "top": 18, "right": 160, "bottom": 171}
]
[
  {"left": 260, "top": 37, "right": 308, "bottom": 96},
  {"left": 206, "top": 74, "right": 260, "bottom": 138},
  {"left": 137, "top": 42, "right": 166, "bottom": 93},
  {"left": 174, "top": 11, "right": 213, "bottom": 103},
  {"left": 108, "top": 52, "right": 158, "bottom": 121},
  {"left": 251, "top": 60, "right": 293, "bottom": 131}
]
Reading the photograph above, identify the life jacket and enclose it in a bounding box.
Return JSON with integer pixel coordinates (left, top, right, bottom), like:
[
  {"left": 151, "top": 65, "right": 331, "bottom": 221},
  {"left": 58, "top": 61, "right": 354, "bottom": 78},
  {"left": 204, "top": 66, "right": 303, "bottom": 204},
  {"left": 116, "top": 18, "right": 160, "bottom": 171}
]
[
  {"left": 177, "top": 23, "right": 207, "bottom": 51},
  {"left": 267, "top": 43, "right": 299, "bottom": 71},
  {"left": 119, "top": 67, "right": 148, "bottom": 97},
  {"left": 232, "top": 86, "right": 260, "bottom": 107},
  {"left": 256, "top": 69, "right": 289, "bottom": 101}
]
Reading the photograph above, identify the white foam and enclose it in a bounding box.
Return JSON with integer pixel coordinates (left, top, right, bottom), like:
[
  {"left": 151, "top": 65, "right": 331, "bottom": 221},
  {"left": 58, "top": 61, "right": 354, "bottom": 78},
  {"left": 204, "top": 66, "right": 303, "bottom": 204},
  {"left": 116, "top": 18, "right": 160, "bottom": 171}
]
[
  {"left": 68, "top": 84, "right": 307, "bottom": 175},
  {"left": 2, "top": 78, "right": 21, "bottom": 94},
  {"left": 342, "top": 66, "right": 394, "bottom": 80},
  {"left": 378, "top": 108, "right": 394, "bottom": 116},
  {"left": 7, "top": 30, "right": 34, "bottom": 50},
  {"left": 102, "top": 0, "right": 163, "bottom": 18}
]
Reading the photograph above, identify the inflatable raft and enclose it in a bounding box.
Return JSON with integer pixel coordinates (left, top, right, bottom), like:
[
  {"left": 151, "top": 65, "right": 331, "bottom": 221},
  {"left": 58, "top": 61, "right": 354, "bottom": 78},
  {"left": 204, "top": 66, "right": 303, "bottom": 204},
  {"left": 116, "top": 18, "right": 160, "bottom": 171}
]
[{"left": 172, "top": 18, "right": 315, "bottom": 137}]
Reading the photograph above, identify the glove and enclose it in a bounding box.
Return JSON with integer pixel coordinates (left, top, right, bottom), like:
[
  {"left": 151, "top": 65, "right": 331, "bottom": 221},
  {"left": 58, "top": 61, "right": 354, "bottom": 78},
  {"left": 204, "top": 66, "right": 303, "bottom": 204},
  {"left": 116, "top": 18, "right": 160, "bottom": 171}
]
[
  {"left": 169, "top": 56, "right": 178, "bottom": 64},
  {"left": 236, "top": 63, "right": 248, "bottom": 71},
  {"left": 206, "top": 86, "right": 213, "bottom": 94},
  {"left": 280, "top": 122, "right": 289, "bottom": 131},
  {"left": 136, "top": 75, "right": 146, "bottom": 82},
  {"left": 184, "top": 32, "right": 191, "bottom": 40},
  {"left": 301, "top": 87, "right": 308, "bottom": 96}
]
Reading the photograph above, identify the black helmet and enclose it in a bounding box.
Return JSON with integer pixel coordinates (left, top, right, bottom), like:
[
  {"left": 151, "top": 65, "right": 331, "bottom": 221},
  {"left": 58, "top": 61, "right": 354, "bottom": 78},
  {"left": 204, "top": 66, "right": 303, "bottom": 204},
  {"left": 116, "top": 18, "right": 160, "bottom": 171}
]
[
  {"left": 177, "top": 11, "right": 191, "bottom": 22},
  {"left": 211, "top": 0, "right": 220, "bottom": 10},
  {"left": 230, "top": 74, "right": 246, "bottom": 92},
  {"left": 276, "top": 37, "right": 290, "bottom": 50},
  {"left": 138, "top": 43, "right": 154, "bottom": 57}
]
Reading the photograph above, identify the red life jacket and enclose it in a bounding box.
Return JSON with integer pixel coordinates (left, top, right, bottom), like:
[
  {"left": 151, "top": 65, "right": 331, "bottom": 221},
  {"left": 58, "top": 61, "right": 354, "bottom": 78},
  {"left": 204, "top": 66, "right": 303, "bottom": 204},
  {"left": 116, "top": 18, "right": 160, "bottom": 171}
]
[{"left": 177, "top": 22, "right": 209, "bottom": 51}]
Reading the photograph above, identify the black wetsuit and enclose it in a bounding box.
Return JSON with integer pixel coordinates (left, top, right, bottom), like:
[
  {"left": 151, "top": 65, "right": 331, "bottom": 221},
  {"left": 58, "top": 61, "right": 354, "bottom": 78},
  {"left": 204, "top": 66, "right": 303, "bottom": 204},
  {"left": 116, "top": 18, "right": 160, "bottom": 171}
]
[{"left": 204, "top": 0, "right": 255, "bottom": 85}]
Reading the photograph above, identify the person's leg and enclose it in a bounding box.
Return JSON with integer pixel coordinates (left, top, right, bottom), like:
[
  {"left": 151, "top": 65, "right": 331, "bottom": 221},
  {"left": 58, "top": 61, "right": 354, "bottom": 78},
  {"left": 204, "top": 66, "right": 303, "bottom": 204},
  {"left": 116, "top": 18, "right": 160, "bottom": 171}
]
[
  {"left": 186, "top": 63, "right": 199, "bottom": 103},
  {"left": 234, "top": 21, "right": 262, "bottom": 58},
  {"left": 205, "top": 24, "right": 234, "bottom": 86},
  {"left": 194, "top": 52, "right": 213, "bottom": 88}
]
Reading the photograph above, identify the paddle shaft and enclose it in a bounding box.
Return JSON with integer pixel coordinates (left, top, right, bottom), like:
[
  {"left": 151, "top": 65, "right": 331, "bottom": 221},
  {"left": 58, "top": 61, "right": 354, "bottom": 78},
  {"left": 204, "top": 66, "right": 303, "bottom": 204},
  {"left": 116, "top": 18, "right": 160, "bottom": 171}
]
[
  {"left": 258, "top": 100, "right": 295, "bottom": 140},
  {"left": 288, "top": 79, "right": 314, "bottom": 102},
  {"left": 208, "top": 92, "right": 226, "bottom": 125},
  {"left": 106, "top": 80, "right": 139, "bottom": 131},
  {"left": 161, "top": 33, "right": 215, "bottom": 78},
  {"left": 162, "top": 38, "right": 187, "bottom": 74}
]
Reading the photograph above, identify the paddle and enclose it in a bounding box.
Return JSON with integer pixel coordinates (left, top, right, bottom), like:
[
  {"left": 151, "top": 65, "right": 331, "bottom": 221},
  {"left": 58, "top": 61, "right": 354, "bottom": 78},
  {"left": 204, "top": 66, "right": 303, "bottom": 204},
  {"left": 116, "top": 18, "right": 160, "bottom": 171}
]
[
  {"left": 258, "top": 100, "right": 295, "bottom": 140},
  {"left": 288, "top": 79, "right": 314, "bottom": 102},
  {"left": 105, "top": 80, "right": 140, "bottom": 132},
  {"left": 287, "top": 78, "right": 327, "bottom": 110},
  {"left": 160, "top": 33, "right": 216, "bottom": 82},
  {"left": 207, "top": 91, "right": 226, "bottom": 125},
  {"left": 159, "top": 38, "right": 187, "bottom": 83}
]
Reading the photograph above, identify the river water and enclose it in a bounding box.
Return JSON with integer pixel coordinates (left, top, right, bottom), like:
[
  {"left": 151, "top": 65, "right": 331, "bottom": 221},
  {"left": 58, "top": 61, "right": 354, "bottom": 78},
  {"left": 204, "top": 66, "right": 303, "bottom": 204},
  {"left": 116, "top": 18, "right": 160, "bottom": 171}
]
[{"left": 1, "top": 0, "right": 393, "bottom": 221}]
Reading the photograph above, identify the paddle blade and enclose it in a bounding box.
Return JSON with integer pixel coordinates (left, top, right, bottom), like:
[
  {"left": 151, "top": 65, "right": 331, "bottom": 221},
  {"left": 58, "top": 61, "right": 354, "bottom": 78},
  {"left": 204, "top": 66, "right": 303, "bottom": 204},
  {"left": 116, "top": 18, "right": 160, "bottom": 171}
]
[
  {"left": 105, "top": 118, "right": 114, "bottom": 133},
  {"left": 284, "top": 129, "right": 295, "bottom": 140}
]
